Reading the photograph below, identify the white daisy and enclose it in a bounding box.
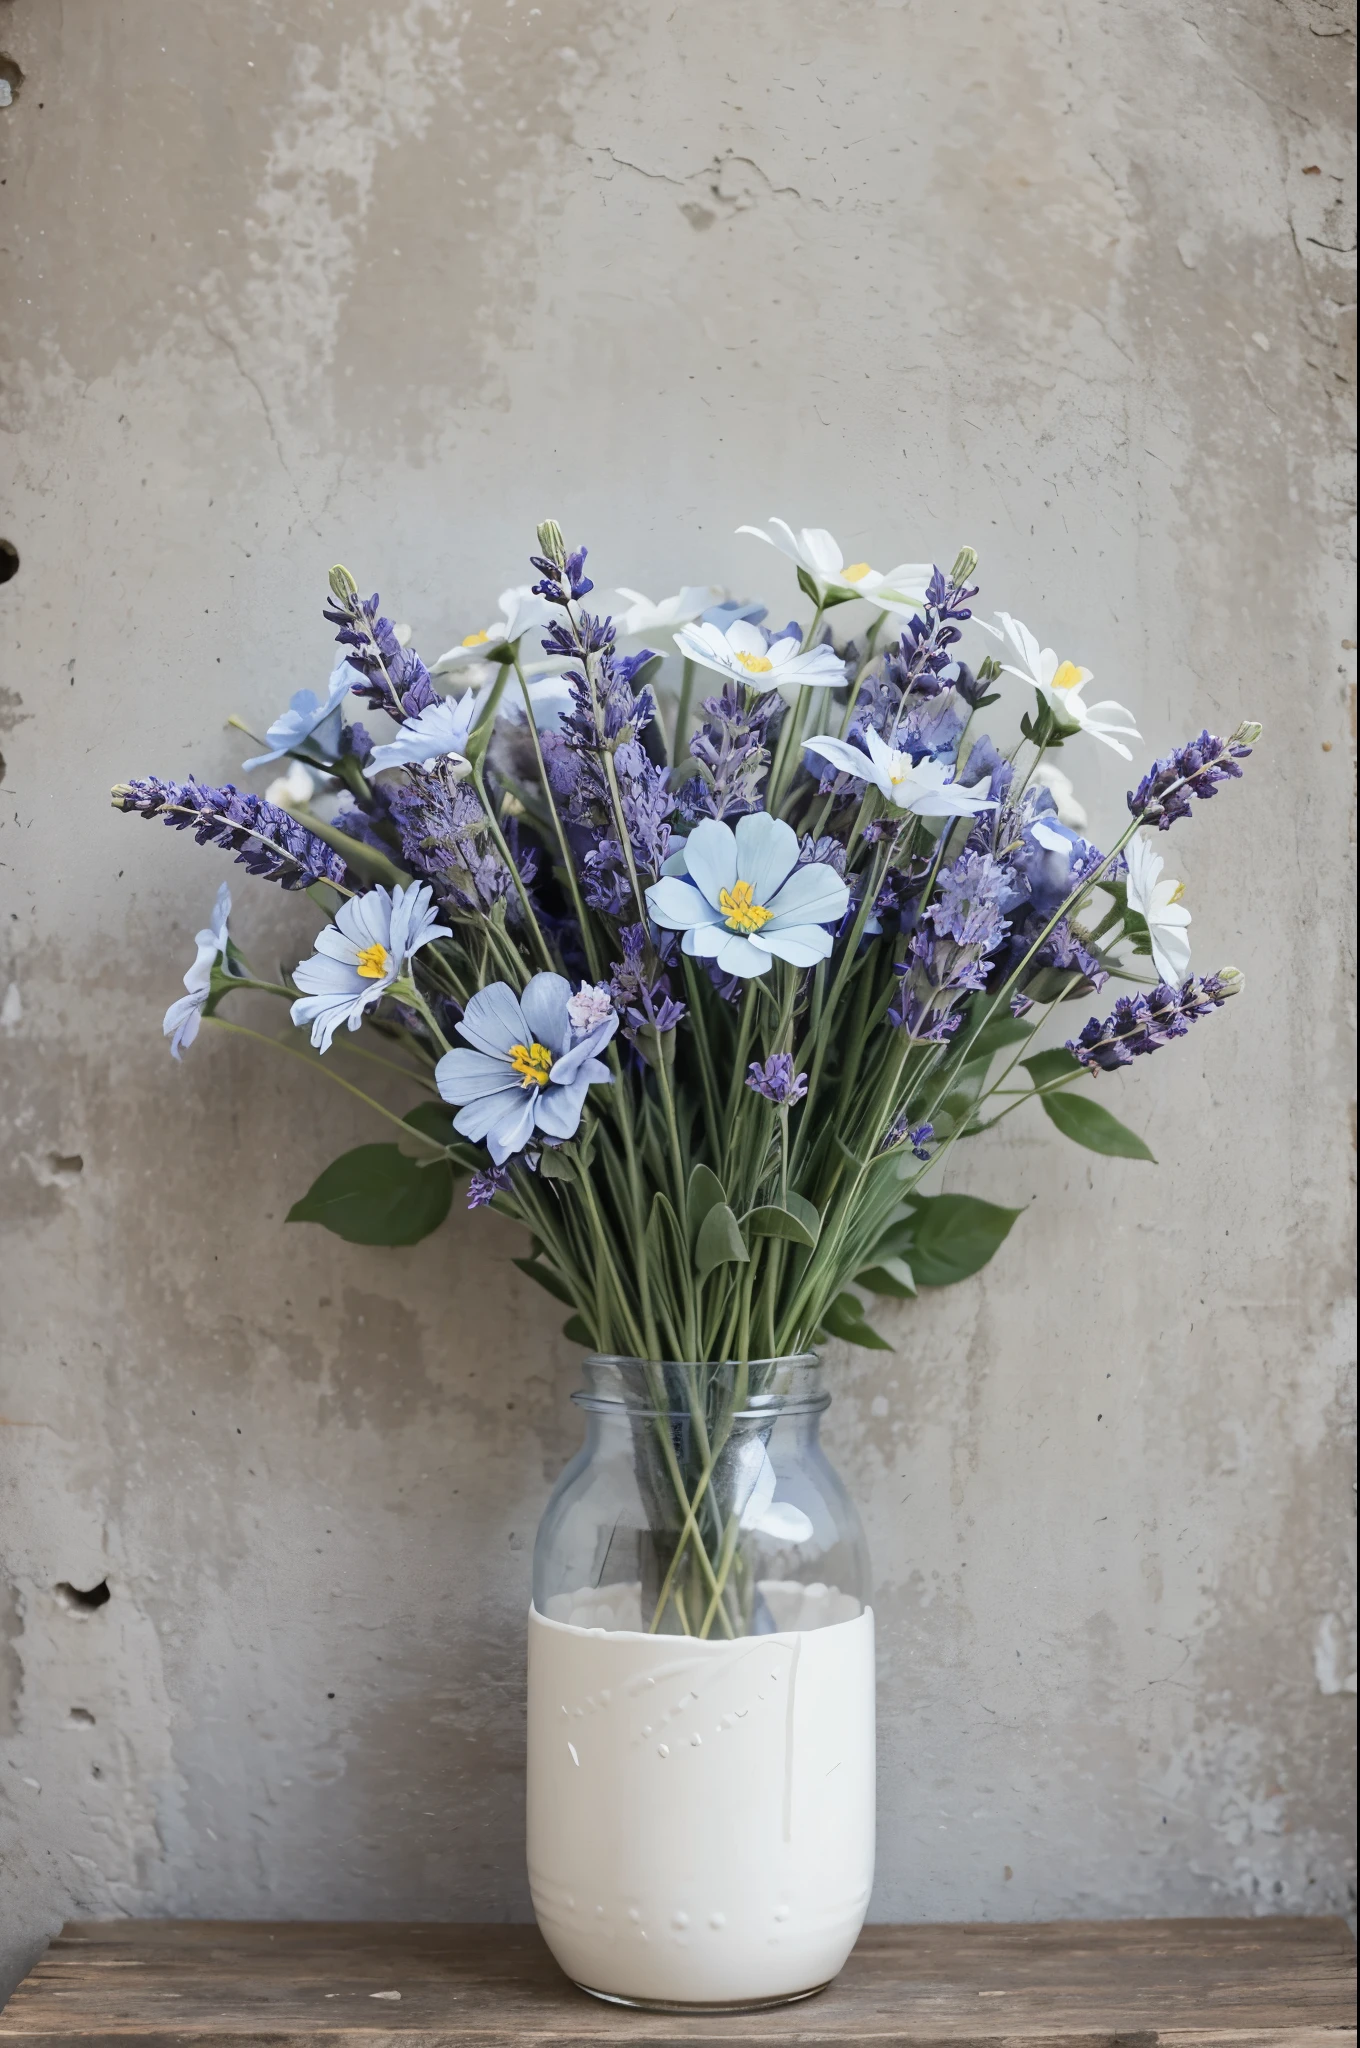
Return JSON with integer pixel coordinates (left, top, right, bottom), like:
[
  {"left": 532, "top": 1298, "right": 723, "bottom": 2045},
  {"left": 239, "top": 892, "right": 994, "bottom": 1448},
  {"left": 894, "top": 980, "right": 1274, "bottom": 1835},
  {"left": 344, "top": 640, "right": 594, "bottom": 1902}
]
[
  {"left": 737, "top": 518, "right": 934, "bottom": 616},
  {"left": 613, "top": 585, "right": 718, "bottom": 638},
  {"left": 432, "top": 587, "right": 553, "bottom": 673},
  {"left": 672, "top": 617, "right": 845, "bottom": 694},
  {"left": 996, "top": 612, "right": 1141, "bottom": 760},
  {"left": 804, "top": 728, "right": 1000, "bottom": 819},
  {"left": 1125, "top": 834, "right": 1192, "bottom": 985}
]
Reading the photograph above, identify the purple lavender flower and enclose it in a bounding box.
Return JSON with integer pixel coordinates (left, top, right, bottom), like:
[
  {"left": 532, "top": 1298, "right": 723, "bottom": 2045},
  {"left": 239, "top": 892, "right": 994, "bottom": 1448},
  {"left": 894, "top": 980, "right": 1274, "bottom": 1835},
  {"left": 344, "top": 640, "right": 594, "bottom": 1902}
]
[
  {"left": 680, "top": 684, "right": 780, "bottom": 822},
  {"left": 530, "top": 543, "right": 594, "bottom": 606},
  {"left": 467, "top": 1164, "right": 513, "bottom": 1209},
  {"left": 610, "top": 924, "right": 686, "bottom": 1043},
  {"left": 745, "top": 1054, "right": 809, "bottom": 1106},
  {"left": 890, "top": 849, "right": 1014, "bottom": 1039},
  {"left": 1128, "top": 726, "right": 1258, "bottom": 831},
  {"left": 112, "top": 776, "right": 349, "bottom": 891},
  {"left": 1067, "top": 970, "right": 1243, "bottom": 1072},
  {"left": 322, "top": 583, "right": 438, "bottom": 723},
  {"left": 879, "top": 1113, "right": 935, "bottom": 1160},
  {"left": 387, "top": 767, "right": 538, "bottom": 923}
]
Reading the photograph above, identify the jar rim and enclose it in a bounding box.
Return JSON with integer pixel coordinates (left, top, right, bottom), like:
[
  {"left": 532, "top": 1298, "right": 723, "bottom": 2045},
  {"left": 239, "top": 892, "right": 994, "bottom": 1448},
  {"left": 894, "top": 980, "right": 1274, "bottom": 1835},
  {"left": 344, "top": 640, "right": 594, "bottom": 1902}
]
[{"left": 572, "top": 1353, "right": 828, "bottom": 1418}]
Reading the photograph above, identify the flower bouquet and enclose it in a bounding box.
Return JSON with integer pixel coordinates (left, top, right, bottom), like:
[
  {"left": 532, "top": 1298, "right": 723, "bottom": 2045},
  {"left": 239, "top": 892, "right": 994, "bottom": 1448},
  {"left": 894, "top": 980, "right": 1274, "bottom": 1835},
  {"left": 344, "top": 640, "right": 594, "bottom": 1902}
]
[{"left": 116, "top": 516, "right": 1258, "bottom": 2006}]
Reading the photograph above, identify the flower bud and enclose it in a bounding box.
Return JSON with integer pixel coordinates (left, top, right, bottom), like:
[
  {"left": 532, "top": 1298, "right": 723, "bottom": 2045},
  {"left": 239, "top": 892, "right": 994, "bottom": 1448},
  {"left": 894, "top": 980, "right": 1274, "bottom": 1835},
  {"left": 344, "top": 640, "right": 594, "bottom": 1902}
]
[
  {"left": 950, "top": 546, "right": 979, "bottom": 584},
  {"left": 1231, "top": 721, "right": 1263, "bottom": 745},
  {"left": 535, "top": 520, "right": 567, "bottom": 568},
  {"left": 328, "top": 563, "right": 359, "bottom": 606},
  {"left": 1216, "top": 966, "right": 1244, "bottom": 995}
]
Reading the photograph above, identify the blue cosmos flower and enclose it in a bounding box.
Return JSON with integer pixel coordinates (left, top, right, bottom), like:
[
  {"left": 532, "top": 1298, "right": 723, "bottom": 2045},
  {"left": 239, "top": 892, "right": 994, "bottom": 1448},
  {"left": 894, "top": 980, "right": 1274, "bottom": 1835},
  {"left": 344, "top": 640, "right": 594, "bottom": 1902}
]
[
  {"left": 645, "top": 812, "right": 849, "bottom": 979},
  {"left": 290, "top": 882, "right": 450, "bottom": 1053},
  {"left": 242, "top": 660, "right": 357, "bottom": 770},
  {"left": 366, "top": 688, "right": 490, "bottom": 774},
  {"left": 434, "top": 972, "right": 618, "bottom": 1164},
  {"left": 163, "top": 883, "right": 233, "bottom": 1059}
]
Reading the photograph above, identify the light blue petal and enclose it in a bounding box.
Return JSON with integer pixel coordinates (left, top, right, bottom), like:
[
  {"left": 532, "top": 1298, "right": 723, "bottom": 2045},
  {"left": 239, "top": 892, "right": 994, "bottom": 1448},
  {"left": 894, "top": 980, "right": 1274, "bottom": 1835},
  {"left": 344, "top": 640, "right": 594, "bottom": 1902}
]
[
  {"left": 457, "top": 981, "right": 529, "bottom": 1057},
  {"left": 549, "top": 1014, "right": 618, "bottom": 1084},
  {"left": 484, "top": 1091, "right": 539, "bottom": 1165},
  {"left": 681, "top": 923, "right": 726, "bottom": 959},
  {"left": 454, "top": 1085, "right": 534, "bottom": 1150},
  {"left": 681, "top": 818, "right": 739, "bottom": 909},
  {"left": 291, "top": 951, "right": 366, "bottom": 997},
  {"left": 733, "top": 810, "right": 800, "bottom": 904},
  {"left": 435, "top": 1046, "right": 514, "bottom": 1104},
  {"left": 659, "top": 838, "right": 689, "bottom": 877},
  {"left": 519, "top": 972, "right": 574, "bottom": 1056},
  {"left": 716, "top": 931, "right": 773, "bottom": 977},
  {"left": 750, "top": 924, "right": 836, "bottom": 968},
  {"left": 534, "top": 1078, "right": 590, "bottom": 1141},
  {"left": 163, "top": 993, "right": 204, "bottom": 1060},
  {"left": 646, "top": 877, "right": 717, "bottom": 931},
  {"left": 766, "top": 861, "right": 849, "bottom": 929},
  {"left": 289, "top": 986, "right": 374, "bottom": 1054},
  {"left": 334, "top": 885, "right": 394, "bottom": 955}
]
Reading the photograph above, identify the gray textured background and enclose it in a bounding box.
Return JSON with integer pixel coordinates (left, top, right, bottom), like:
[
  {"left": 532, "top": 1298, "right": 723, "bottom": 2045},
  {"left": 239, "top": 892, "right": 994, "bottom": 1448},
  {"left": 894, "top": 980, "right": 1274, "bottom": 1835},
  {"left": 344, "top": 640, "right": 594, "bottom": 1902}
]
[{"left": 0, "top": 0, "right": 1355, "bottom": 1999}]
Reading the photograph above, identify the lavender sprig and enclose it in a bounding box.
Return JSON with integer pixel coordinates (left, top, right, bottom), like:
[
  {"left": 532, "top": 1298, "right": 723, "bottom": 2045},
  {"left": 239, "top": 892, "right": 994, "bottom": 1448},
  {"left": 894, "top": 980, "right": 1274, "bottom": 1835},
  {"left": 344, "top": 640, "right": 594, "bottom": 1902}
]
[
  {"left": 1128, "top": 724, "right": 1261, "bottom": 831},
  {"left": 112, "top": 777, "right": 349, "bottom": 891},
  {"left": 1067, "top": 971, "right": 1243, "bottom": 1072}
]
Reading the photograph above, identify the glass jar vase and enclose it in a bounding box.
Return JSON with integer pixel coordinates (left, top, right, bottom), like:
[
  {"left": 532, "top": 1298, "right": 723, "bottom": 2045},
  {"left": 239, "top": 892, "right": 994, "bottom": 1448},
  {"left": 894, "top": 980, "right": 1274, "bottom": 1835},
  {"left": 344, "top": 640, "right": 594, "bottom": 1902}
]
[{"left": 527, "top": 1355, "right": 875, "bottom": 2011}]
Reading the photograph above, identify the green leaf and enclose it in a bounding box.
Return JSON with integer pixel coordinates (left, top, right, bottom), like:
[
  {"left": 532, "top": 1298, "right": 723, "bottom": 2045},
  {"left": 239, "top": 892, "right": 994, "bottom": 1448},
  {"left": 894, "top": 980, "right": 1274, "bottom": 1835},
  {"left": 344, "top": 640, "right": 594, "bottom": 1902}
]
[
  {"left": 686, "top": 1163, "right": 727, "bottom": 1245},
  {"left": 795, "top": 564, "right": 822, "bottom": 606},
  {"left": 963, "top": 1013, "right": 1036, "bottom": 1063},
  {"left": 538, "top": 1148, "right": 576, "bottom": 1181},
  {"left": 743, "top": 1191, "right": 821, "bottom": 1249},
  {"left": 820, "top": 1292, "right": 893, "bottom": 1350},
  {"left": 1041, "top": 1090, "right": 1156, "bottom": 1161},
  {"left": 694, "top": 1202, "right": 749, "bottom": 1282},
  {"left": 856, "top": 1255, "right": 917, "bottom": 1299},
  {"left": 561, "top": 1314, "right": 594, "bottom": 1348},
  {"left": 513, "top": 1257, "right": 577, "bottom": 1307},
  {"left": 907, "top": 1192, "right": 1023, "bottom": 1288},
  {"left": 286, "top": 1143, "right": 453, "bottom": 1246},
  {"left": 1022, "top": 1046, "right": 1086, "bottom": 1088},
  {"left": 401, "top": 1101, "right": 459, "bottom": 1147}
]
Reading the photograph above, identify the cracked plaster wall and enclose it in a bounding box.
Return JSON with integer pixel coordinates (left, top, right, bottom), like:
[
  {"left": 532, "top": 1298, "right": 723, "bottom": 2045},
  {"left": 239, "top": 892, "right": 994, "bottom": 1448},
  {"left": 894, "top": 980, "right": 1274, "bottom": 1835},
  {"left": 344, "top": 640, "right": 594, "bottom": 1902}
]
[{"left": 0, "top": 0, "right": 1355, "bottom": 1997}]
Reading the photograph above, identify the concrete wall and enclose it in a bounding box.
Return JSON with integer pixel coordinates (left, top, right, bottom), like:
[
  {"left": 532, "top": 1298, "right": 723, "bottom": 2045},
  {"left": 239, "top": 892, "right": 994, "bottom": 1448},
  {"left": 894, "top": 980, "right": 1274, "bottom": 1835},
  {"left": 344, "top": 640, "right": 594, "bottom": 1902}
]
[{"left": 1, "top": 0, "right": 1354, "bottom": 1995}]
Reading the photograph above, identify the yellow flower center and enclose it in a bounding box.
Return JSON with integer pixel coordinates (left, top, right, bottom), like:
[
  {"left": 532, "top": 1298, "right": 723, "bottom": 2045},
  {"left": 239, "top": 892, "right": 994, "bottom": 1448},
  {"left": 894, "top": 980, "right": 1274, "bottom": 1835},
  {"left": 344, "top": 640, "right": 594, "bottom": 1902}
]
[
  {"left": 718, "top": 879, "right": 773, "bottom": 933},
  {"left": 508, "top": 1040, "right": 554, "bottom": 1089},
  {"left": 1051, "top": 660, "right": 1084, "bottom": 692},
  {"left": 841, "top": 562, "right": 871, "bottom": 583},
  {"left": 355, "top": 942, "right": 391, "bottom": 981},
  {"left": 734, "top": 649, "right": 774, "bottom": 675},
  {"left": 462, "top": 628, "right": 491, "bottom": 647}
]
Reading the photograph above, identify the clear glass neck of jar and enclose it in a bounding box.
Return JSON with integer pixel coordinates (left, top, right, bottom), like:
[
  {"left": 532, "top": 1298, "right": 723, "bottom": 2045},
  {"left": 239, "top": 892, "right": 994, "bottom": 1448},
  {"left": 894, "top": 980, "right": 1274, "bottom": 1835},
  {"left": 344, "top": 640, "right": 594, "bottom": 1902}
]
[
  {"left": 572, "top": 1353, "right": 827, "bottom": 1421},
  {"left": 534, "top": 1351, "right": 869, "bottom": 1638}
]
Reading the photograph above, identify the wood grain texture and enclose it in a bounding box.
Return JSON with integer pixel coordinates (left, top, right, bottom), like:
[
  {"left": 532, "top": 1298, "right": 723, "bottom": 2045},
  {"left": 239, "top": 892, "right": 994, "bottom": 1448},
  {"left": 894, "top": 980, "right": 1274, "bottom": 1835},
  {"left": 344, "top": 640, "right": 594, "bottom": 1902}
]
[{"left": 1, "top": 1919, "right": 1353, "bottom": 2047}]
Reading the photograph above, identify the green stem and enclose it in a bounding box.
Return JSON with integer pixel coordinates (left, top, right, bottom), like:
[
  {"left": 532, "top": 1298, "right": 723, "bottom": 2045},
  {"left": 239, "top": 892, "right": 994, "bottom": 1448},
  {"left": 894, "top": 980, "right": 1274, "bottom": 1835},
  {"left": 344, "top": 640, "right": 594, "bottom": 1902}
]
[{"left": 202, "top": 1018, "right": 446, "bottom": 1152}]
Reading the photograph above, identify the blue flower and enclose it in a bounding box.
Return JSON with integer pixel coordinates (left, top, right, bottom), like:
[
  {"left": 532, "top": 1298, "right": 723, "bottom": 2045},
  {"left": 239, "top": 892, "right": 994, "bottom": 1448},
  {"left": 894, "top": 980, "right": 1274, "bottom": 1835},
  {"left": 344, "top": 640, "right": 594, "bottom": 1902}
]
[
  {"left": 435, "top": 972, "right": 618, "bottom": 1164},
  {"left": 242, "top": 661, "right": 357, "bottom": 770},
  {"left": 289, "top": 882, "right": 450, "bottom": 1053},
  {"left": 163, "top": 883, "right": 233, "bottom": 1059},
  {"left": 645, "top": 812, "right": 849, "bottom": 978},
  {"left": 366, "top": 688, "right": 489, "bottom": 774}
]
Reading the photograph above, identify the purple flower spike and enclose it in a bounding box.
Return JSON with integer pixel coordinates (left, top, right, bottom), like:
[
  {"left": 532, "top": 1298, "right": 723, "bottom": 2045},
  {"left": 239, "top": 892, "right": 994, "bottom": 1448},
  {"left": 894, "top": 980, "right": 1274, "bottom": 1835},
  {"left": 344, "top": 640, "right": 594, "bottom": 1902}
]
[
  {"left": 1128, "top": 725, "right": 1259, "bottom": 831},
  {"left": 112, "top": 776, "right": 349, "bottom": 891},
  {"left": 1067, "top": 970, "right": 1243, "bottom": 1072},
  {"left": 468, "top": 1165, "right": 513, "bottom": 1209},
  {"left": 745, "top": 1054, "right": 809, "bottom": 1106}
]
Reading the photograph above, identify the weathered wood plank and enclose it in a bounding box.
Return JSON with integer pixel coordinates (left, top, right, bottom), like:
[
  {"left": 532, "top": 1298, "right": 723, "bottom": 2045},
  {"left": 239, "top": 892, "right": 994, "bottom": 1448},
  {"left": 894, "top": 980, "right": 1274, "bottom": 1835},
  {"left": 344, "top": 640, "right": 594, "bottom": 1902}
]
[{"left": 0, "top": 1918, "right": 1353, "bottom": 2046}]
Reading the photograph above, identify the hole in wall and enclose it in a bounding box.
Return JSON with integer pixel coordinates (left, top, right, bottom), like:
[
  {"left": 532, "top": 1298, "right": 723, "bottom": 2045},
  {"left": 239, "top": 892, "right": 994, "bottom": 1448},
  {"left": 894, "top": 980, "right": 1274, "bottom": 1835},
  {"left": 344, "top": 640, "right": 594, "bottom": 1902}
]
[
  {"left": 55, "top": 1579, "right": 110, "bottom": 1611},
  {"left": 0, "top": 57, "right": 23, "bottom": 108},
  {"left": 0, "top": 541, "right": 18, "bottom": 584},
  {"left": 68, "top": 1707, "right": 96, "bottom": 1726},
  {"left": 47, "top": 1154, "right": 83, "bottom": 1180}
]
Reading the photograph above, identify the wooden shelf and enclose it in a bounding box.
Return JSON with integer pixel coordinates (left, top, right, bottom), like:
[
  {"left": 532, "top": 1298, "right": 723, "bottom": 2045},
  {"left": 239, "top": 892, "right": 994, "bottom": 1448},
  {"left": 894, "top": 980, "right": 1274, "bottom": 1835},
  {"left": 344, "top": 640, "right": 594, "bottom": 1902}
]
[{"left": 2, "top": 1917, "right": 1354, "bottom": 2044}]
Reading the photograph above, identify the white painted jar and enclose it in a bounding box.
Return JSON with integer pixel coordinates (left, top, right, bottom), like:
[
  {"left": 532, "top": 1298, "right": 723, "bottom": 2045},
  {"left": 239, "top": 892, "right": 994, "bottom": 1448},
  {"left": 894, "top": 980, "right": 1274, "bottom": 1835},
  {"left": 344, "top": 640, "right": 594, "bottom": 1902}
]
[{"left": 527, "top": 1356, "right": 874, "bottom": 2010}]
